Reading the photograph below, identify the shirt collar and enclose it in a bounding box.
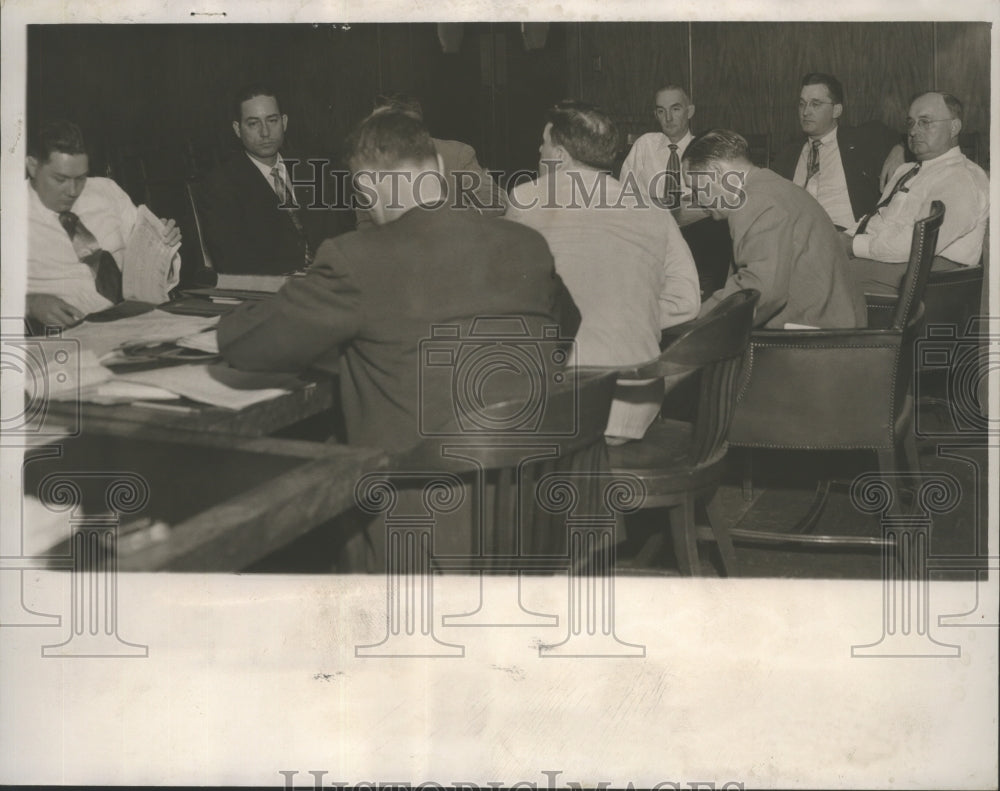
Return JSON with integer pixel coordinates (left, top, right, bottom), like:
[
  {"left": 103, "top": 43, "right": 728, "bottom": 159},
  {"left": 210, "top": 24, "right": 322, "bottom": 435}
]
[
  {"left": 662, "top": 130, "right": 694, "bottom": 150},
  {"left": 815, "top": 126, "right": 839, "bottom": 146},
  {"left": 246, "top": 151, "right": 285, "bottom": 181},
  {"left": 918, "top": 145, "right": 963, "bottom": 170}
]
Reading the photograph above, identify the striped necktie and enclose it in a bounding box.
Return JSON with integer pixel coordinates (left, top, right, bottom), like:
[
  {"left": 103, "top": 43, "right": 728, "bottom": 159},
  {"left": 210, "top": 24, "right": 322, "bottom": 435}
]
[
  {"left": 271, "top": 165, "right": 312, "bottom": 267},
  {"left": 856, "top": 163, "right": 921, "bottom": 235},
  {"left": 663, "top": 143, "right": 681, "bottom": 208},
  {"left": 804, "top": 139, "right": 821, "bottom": 190},
  {"left": 58, "top": 210, "right": 123, "bottom": 304}
]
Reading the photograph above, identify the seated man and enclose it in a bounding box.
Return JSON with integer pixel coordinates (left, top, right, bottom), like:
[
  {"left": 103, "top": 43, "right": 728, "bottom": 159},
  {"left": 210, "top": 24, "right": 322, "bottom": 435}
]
[
  {"left": 773, "top": 72, "right": 904, "bottom": 229},
  {"left": 683, "top": 129, "right": 867, "bottom": 329},
  {"left": 842, "top": 92, "right": 989, "bottom": 295},
  {"left": 199, "top": 85, "right": 338, "bottom": 274},
  {"left": 618, "top": 83, "right": 731, "bottom": 297},
  {"left": 218, "top": 111, "right": 579, "bottom": 569},
  {"left": 26, "top": 120, "right": 182, "bottom": 329},
  {"left": 353, "top": 92, "right": 506, "bottom": 229},
  {"left": 506, "top": 100, "right": 700, "bottom": 443}
]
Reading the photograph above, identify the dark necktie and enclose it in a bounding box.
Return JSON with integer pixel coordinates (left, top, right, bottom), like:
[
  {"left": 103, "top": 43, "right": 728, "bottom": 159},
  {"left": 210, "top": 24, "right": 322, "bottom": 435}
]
[
  {"left": 663, "top": 143, "right": 681, "bottom": 207},
  {"left": 804, "top": 139, "right": 821, "bottom": 189},
  {"left": 855, "top": 163, "right": 922, "bottom": 235},
  {"left": 272, "top": 165, "right": 312, "bottom": 267},
  {"left": 58, "top": 211, "right": 123, "bottom": 304}
]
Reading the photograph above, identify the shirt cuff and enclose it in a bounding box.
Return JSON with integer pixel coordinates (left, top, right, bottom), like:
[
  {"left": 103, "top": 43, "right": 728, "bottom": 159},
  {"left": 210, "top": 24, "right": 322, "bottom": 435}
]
[{"left": 852, "top": 234, "right": 872, "bottom": 260}]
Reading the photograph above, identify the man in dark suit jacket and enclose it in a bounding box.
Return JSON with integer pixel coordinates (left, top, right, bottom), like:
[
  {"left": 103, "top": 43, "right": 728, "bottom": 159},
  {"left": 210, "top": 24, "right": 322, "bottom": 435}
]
[
  {"left": 773, "top": 73, "right": 902, "bottom": 229},
  {"left": 219, "top": 110, "right": 579, "bottom": 571},
  {"left": 199, "top": 85, "right": 338, "bottom": 274},
  {"left": 218, "top": 110, "right": 578, "bottom": 453}
]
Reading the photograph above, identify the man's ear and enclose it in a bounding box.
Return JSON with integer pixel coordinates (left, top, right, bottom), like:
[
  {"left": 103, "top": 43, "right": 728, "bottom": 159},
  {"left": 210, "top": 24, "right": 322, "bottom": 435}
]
[
  {"left": 832, "top": 103, "right": 844, "bottom": 121},
  {"left": 951, "top": 117, "right": 963, "bottom": 138},
  {"left": 686, "top": 104, "right": 695, "bottom": 121},
  {"left": 232, "top": 121, "right": 241, "bottom": 139},
  {"left": 281, "top": 114, "right": 289, "bottom": 133},
  {"left": 25, "top": 155, "right": 38, "bottom": 179}
]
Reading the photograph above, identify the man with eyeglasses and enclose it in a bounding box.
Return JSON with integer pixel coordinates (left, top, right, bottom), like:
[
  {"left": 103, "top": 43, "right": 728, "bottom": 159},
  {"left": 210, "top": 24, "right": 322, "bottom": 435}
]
[
  {"left": 841, "top": 91, "right": 989, "bottom": 295},
  {"left": 773, "top": 73, "right": 903, "bottom": 230}
]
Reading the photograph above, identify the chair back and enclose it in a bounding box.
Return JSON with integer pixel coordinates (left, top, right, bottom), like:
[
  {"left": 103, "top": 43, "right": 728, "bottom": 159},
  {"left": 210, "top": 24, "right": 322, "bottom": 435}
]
[
  {"left": 892, "top": 199, "right": 944, "bottom": 330},
  {"left": 185, "top": 180, "right": 215, "bottom": 272},
  {"left": 628, "top": 289, "right": 759, "bottom": 466},
  {"left": 391, "top": 369, "right": 617, "bottom": 473}
]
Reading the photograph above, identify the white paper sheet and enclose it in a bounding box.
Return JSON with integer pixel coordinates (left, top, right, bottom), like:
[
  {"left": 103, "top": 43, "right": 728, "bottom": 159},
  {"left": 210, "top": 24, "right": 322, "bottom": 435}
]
[
  {"left": 62, "top": 310, "right": 220, "bottom": 359},
  {"left": 116, "top": 363, "right": 298, "bottom": 410},
  {"left": 122, "top": 205, "right": 182, "bottom": 303}
]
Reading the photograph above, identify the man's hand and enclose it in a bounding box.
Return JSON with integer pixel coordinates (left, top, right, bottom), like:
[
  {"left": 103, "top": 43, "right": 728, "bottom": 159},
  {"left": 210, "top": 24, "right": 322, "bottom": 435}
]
[
  {"left": 160, "top": 217, "right": 182, "bottom": 247},
  {"left": 879, "top": 144, "right": 906, "bottom": 190},
  {"left": 838, "top": 231, "right": 856, "bottom": 259},
  {"left": 26, "top": 294, "right": 85, "bottom": 328}
]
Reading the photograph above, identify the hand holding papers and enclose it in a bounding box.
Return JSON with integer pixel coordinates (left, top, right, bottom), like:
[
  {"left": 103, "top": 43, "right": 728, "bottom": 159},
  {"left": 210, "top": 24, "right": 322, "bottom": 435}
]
[{"left": 122, "top": 205, "right": 182, "bottom": 304}]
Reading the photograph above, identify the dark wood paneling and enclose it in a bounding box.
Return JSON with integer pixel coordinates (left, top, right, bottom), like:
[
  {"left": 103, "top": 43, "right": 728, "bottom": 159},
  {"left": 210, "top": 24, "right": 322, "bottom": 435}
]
[
  {"left": 691, "top": 23, "right": 776, "bottom": 140},
  {"left": 576, "top": 22, "right": 690, "bottom": 143},
  {"left": 935, "top": 22, "right": 990, "bottom": 157}
]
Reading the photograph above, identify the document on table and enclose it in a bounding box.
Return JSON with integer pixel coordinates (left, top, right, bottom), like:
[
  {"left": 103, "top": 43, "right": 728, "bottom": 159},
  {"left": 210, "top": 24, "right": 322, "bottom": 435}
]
[
  {"left": 122, "top": 205, "right": 182, "bottom": 304},
  {"left": 63, "top": 310, "right": 220, "bottom": 359},
  {"left": 117, "top": 363, "right": 300, "bottom": 410},
  {"left": 214, "top": 273, "right": 289, "bottom": 292}
]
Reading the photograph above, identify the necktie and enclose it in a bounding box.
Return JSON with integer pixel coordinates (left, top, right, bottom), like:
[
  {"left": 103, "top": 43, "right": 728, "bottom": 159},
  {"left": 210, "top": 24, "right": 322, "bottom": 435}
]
[
  {"left": 855, "top": 163, "right": 921, "bottom": 235},
  {"left": 804, "top": 139, "right": 821, "bottom": 191},
  {"left": 271, "top": 165, "right": 312, "bottom": 267},
  {"left": 58, "top": 211, "right": 123, "bottom": 304},
  {"left": 663, "top": 143, "right": 681, "bottom": 207}
]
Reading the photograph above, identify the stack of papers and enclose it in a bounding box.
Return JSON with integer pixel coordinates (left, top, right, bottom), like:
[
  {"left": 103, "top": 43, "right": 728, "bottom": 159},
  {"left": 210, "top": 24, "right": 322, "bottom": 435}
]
[{"left": 117, "top": 364, "right": 299, "bottom": 410}]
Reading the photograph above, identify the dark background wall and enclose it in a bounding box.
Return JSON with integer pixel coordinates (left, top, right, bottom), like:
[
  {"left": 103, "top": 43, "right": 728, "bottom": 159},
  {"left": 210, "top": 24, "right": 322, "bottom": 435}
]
[
  {"left": 29, "top": 21, "right": 990, "bottom": 176},
  {"left": 25, "top": 21, "right": 989, "bottom": 279}
]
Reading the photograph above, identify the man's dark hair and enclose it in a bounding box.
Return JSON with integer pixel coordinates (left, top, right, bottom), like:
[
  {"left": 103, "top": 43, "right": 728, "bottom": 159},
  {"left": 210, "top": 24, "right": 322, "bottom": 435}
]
[
  {"left": 544, "top": 100, "right": 620, "bottom": 171},
  {"left": 910, "top": 91, "right": 964, "bottom": 122},
  {"left": 346, "top": 109, "right": 436, "bottom": 171},
  {"left": 801, "top": 72, "right": 844, "bottom": 105},
  {"left": 27, "top": 120, "right": 87, "bottom": 162},
  {"left": 374, "top": 92, "right": 424, "bottom": 121},
  {"left": 232, "top": 84, "right": 281, "bottom": 121},
  {"left": 682, "top": 129, "right": 750, "bottom": 170}
]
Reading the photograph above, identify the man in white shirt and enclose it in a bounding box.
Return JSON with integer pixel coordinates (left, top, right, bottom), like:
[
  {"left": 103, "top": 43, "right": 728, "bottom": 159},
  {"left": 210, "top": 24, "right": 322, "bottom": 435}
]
[
  {"left": 26, "top": 120, "right": 181, "bottom": 329},
  {"left": 506, "top": 100, "right": 700, "bottom": 444},
  {"left": 619, "top": 84, "right": 696, "bottom": 210},
  {"left": 841, "top": 92, "right": 989, "bottom": 295}
]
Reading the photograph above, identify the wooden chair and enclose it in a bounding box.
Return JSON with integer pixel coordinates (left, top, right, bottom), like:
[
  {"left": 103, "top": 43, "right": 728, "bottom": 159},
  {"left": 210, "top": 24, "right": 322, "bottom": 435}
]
[
  {"left": 606, "top": 288, "right": 760, "bottom": 575},
  {"left": 726, "top": 201, "right": 945, "bottom": 545}
]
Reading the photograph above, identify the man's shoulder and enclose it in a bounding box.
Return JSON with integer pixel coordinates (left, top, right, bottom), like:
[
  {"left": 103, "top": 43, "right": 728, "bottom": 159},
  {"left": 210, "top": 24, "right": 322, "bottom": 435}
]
[
  {"left": 204, "top": 151, "right": 255, "bottom": 185},
  {"left": 629, "top": 132, "right": 664, "bottom": 152},
  {"left": 83, "top": 176, "right": 131, "bottom": 201}
]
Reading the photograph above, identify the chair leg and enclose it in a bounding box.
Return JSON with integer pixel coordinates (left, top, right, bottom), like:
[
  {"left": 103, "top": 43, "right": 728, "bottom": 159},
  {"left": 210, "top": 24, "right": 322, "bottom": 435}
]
[
  {"left": 741, "top": 450, "right": 754, "bottom": 502},
  {"left": 668, "top": 495, "right": 699, "bottom": 575},
  {"left": 704, "top": 497, "right": 739, "bottom": 577}
]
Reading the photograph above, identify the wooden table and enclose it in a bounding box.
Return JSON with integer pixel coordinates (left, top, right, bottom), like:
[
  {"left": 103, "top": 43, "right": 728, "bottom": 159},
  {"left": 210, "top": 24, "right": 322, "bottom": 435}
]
[
  {"left": 44, "top": 374, "right": 337, "bottom": 439},
  {"left": 21, "top": 431, "right": 386, "bottom": 572}
]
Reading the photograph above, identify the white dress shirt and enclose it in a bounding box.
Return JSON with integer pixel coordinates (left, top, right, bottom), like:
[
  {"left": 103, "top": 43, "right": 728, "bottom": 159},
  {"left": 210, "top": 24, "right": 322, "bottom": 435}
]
[
  {"left": 506, "top": 168, "right": 701, "bottom": 440},
  {"left": 27, "top": 177, "right": 138, "bottom": 315},
  {"left": 791, "top": 126, "right": 855, "bottom": 229},
  {"left": 619, "top": 130, "right": 695, "bottom": 203},
  {"left": 851, "top": 145, "right": 989, "bottom": 265}
]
